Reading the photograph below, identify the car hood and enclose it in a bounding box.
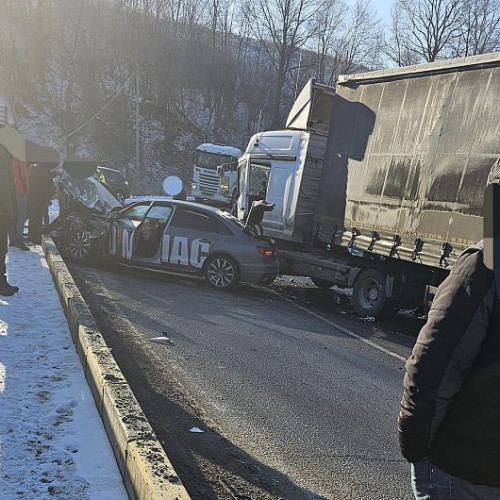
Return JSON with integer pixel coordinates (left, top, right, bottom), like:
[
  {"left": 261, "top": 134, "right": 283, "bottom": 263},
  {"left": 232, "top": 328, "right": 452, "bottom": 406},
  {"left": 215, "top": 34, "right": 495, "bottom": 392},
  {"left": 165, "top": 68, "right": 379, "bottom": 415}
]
[{"left": 60, "top": 175, "right": 122, "bottom": 215}]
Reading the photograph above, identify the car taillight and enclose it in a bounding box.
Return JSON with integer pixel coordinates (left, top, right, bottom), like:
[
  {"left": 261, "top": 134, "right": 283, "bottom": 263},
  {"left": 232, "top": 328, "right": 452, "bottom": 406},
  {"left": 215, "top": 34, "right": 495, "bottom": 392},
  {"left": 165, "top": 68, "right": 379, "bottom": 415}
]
[{"left": 257, "top": 246, "right": 275, "bottom": 257}]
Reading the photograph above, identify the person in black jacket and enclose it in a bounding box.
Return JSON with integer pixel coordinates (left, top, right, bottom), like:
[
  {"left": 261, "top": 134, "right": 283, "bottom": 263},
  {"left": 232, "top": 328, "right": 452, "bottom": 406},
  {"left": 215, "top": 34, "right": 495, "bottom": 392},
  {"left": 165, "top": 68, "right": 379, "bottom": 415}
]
[
  {"left": 398, "top": 162, "right": 500, "bottom": 499},
  {"left": 27, "top": 164, "right": 54, "bottom": 245},
  {"left": 0, "top": 144, "right": 19, "bottom": 296}
]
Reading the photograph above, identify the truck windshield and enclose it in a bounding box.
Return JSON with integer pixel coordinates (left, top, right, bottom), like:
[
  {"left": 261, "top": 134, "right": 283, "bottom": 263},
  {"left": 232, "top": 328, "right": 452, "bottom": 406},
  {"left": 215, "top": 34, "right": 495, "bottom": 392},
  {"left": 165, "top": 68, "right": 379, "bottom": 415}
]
[
  {"left": 195, "top": 151, "right": 233, "bottom": 170},
  {"left": 249, "top": 163, "right": 270, "bottom": 197}
]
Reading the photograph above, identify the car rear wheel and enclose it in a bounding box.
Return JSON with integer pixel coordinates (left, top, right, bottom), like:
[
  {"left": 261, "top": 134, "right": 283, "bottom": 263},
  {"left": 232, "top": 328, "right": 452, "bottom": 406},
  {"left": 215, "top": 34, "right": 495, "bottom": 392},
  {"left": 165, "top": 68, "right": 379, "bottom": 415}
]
[
  {"left": 205, "top": 255, "right": 240, "bottom": 291},
  {"left": 66, "top": 228, "right": 96, "bottom": 261}
]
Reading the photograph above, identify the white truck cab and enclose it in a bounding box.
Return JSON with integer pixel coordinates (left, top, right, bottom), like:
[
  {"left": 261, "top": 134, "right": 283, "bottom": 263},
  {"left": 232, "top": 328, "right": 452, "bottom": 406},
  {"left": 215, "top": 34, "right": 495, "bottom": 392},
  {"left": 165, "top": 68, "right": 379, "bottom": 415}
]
[
  {"left": 191, "top": 143, "right": 242, "bottom": 205},
  {"left": 237, "top": 131, "right": 308, "bottom": 239},
  {"left": 236, "top": 79, "right": 335, "bottom": 243}
]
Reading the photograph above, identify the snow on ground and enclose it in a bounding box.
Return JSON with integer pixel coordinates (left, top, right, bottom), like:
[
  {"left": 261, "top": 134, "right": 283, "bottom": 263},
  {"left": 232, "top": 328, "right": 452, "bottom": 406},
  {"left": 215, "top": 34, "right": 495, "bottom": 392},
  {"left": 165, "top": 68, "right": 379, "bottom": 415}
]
[{"left": 0, "top": 246, "right": 127, "bottom": 500}]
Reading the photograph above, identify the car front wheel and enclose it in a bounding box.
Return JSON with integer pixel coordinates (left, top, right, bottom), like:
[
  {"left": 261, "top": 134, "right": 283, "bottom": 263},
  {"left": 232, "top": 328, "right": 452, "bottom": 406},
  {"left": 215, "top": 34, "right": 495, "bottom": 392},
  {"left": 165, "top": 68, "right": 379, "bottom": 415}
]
[
  {"left": 66, "top": 228, "right": 96, "bottom": 261},
  {"left": 204, "top": 255, "right": 240, "bottom": 291}
]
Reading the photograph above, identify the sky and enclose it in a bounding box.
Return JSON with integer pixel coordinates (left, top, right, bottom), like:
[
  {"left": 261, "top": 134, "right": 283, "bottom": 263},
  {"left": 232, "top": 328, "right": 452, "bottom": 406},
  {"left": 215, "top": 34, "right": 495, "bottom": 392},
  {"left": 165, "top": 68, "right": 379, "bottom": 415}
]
[{"left": 371, "top": 0, "right": 393, "bottom": 26}]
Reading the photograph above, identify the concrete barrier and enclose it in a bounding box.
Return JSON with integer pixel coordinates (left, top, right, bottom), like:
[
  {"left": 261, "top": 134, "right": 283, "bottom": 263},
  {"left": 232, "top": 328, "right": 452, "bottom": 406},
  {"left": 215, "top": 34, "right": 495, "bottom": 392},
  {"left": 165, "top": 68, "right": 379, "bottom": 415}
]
[{"left": 42, "top": 236, "right": 191, "bottom": 500}]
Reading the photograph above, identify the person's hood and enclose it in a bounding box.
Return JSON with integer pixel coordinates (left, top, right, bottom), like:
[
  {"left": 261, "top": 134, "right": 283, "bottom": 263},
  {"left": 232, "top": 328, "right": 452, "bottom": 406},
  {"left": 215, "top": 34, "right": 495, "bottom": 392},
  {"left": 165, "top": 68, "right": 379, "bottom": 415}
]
[{"left": 0, "top": 125, "right": 59, "bottom": 165}]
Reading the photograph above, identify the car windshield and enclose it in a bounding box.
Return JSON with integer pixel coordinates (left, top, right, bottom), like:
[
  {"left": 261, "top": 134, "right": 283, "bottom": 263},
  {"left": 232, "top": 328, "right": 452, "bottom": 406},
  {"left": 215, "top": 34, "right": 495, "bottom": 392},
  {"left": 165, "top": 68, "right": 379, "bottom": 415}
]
[
  {"left": 61, "top": 175, "right": 122, "bottom": 214},
  {"left": 195, "top": 151, "right": 233, "bottom": 170}
]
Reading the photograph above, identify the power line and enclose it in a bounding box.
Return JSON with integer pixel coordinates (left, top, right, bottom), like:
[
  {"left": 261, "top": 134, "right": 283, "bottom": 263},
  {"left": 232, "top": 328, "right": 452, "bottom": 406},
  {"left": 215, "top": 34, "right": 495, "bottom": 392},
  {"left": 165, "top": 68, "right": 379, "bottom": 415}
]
[{"left": 53, "top": 72, "right": 134, "bottom": 146}]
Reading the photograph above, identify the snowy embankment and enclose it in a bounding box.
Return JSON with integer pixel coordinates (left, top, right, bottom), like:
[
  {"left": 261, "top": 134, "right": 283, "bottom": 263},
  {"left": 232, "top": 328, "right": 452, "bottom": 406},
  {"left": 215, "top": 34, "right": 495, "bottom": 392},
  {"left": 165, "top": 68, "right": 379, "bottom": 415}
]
[{"left": 0, "top": 246, "right": 127, "bottom": 500}]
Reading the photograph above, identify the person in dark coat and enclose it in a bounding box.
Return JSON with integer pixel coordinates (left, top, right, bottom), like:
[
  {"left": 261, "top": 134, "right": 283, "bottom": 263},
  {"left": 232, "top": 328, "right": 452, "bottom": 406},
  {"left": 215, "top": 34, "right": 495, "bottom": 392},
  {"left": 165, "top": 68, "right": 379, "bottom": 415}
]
[
  {"left": 0, "top": 145, "right": 19, "bottom": 295},
  {"left": 398, "top": 159, "right": 500, "bottom": 499},
  {"left": 27, "top": 164, "right": 54, "bottom": 245}
]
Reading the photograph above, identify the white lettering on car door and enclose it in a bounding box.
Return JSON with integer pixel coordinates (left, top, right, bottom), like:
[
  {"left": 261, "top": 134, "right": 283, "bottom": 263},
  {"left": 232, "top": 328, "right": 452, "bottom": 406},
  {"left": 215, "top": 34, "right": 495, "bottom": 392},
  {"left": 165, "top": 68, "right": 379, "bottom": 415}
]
[
  {"left": 160, "top": 236, "right": 211, "bottom": 268},
  {"left": 190, "top": 239, "right": 210, "bottom": 268},
  {"left": 161, "top": 234, "right": 171, "bottom": 263},
  {"left": 122, "top": 230, "right": 133, "bottom": 259},
  {"left": 169, "top": 236, "right": 189, "bottom": 266}
]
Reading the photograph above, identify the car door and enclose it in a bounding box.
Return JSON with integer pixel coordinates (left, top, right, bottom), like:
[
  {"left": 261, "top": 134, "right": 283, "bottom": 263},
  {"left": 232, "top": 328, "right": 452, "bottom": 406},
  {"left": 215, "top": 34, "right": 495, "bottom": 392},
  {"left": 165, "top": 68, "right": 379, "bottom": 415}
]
[
  {"left": 109, "top": 202, "right": 151, "bottom": 260},
  {"left": 131, "top": 203, "right": 174, "bottom": 265},
  {"left": 161, "top": 207, "right": 227, "bottom": 273}
]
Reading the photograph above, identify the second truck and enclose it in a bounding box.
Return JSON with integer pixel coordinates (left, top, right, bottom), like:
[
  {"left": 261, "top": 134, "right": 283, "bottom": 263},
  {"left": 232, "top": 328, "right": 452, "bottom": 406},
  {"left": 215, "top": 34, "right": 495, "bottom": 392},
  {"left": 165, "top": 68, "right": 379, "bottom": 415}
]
[{"left": 191, "top": 142, "right": 242, "bottom": 205}]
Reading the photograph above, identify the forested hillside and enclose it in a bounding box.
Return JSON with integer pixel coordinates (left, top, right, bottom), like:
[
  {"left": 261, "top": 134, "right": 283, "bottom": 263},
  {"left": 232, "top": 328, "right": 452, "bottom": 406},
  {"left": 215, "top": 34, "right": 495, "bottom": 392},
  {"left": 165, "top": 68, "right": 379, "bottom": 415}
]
[{"left": 0, "top": 0, "right": 499, "bottom": 192}]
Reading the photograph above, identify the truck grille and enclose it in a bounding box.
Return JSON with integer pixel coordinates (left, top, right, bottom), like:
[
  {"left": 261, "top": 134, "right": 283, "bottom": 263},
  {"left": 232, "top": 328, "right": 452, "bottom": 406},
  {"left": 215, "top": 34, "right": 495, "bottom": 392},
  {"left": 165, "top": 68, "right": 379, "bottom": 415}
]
[{"left": 199, "top": 172, "right": 219, "bottom": 196}]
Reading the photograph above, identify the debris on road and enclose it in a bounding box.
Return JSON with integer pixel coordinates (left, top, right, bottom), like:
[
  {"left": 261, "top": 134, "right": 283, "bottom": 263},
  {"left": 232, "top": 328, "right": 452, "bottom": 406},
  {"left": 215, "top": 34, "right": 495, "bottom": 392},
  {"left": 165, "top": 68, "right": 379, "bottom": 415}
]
[{"left": 151, "top": 336, "right": 174, "bottom": 345}]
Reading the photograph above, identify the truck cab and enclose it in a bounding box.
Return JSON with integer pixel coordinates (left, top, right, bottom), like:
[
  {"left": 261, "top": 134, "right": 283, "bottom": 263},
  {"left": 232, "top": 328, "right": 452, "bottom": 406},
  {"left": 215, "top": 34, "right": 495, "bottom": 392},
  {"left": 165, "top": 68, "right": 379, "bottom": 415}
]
[
  {"left": 237, "top": 131, "right": 307, "bottom": 239},
  {"left": 191, "top": 143, "right": 242, "bottom": 205},
  {"left": 236, "top": 79, "right": 335, "bottom": 243}
]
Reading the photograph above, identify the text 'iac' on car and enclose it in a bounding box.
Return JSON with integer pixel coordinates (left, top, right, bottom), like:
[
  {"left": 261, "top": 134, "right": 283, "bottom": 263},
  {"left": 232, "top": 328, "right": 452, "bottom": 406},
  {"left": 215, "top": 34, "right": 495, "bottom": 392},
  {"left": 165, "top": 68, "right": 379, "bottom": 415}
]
[{"left": 50, "top": 175, "right": 279, "bottom": 291}]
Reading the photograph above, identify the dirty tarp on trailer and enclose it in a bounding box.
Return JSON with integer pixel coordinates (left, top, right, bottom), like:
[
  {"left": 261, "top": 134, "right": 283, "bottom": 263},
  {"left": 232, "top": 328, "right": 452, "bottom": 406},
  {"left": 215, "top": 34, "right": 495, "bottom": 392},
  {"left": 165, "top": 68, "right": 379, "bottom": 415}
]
[{"left": 315, "top": 52, "right": 500, "bottom": 269}]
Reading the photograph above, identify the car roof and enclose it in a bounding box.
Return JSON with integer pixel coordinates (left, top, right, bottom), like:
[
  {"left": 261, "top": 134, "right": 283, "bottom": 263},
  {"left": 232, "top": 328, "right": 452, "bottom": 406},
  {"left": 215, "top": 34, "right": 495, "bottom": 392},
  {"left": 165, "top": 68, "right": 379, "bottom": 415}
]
[{"left": 133, "top": 198, "right": 230, "bottom": 217}]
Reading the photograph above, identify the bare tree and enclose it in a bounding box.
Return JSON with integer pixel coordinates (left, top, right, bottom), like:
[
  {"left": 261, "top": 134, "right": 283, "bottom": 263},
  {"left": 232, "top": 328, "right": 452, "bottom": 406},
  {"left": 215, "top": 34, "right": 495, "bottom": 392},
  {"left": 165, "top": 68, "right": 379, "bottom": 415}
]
[
  {"left": 386, "top": 1, "right": 423, "bottom": 66},
  {"left": 243, "top": 0, "right": 321, "bottom": 126},
  {"left": 311, "top": 0, "right": 384, "bottom": 84},
  {"left": 455, "top": 0, "right": 500, "bottom": 55},
  {"left": 391, "top": 0, "right": 463, "bottom": 62},
  {"left": 312, "top": 0, "right": 347, "bottom": 83},
  {"left": 335, "top": 0, "right": 385, "bottom": 75}
]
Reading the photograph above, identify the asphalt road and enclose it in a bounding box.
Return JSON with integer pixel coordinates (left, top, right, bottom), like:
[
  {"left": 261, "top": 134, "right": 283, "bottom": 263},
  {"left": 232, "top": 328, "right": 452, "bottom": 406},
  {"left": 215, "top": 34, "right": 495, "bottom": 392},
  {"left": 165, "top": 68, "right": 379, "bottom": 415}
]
[{"left": 72, "top": 264, "right": 420, "bottom": 500}]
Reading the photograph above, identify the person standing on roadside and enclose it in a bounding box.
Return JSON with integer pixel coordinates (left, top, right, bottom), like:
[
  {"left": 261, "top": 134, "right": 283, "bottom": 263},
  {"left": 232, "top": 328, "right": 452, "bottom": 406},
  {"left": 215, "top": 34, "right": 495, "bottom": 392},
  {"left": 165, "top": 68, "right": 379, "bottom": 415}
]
[
  {"left": 0, "top": 144, "right": 19, "bottom": 296},
  {"left": 9, "top": 156, "right": 30, "bottom": 251},
  {"left": 398, "top": 160, "right": 500, "bottom": 499},
  {"left": 27, "top": 163, "right": 53, "bottom": 245}
]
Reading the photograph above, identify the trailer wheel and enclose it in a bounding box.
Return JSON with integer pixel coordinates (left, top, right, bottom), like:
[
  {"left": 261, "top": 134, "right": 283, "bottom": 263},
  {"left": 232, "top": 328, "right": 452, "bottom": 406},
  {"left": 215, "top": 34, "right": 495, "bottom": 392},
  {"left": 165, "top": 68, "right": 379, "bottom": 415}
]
[
  {"left": 352, "top": 269, "right": 387, "bottom": 317},
  {"left": 311, "top": 278, "right": 335, "bottom": 289}
]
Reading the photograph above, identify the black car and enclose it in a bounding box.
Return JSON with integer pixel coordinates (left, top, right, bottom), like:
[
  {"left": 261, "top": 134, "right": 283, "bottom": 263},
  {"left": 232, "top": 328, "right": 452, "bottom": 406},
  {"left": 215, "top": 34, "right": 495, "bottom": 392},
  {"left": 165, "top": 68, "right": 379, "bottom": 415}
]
[{"left": 96, "top": 166, "right": 130, "bottom": 203}]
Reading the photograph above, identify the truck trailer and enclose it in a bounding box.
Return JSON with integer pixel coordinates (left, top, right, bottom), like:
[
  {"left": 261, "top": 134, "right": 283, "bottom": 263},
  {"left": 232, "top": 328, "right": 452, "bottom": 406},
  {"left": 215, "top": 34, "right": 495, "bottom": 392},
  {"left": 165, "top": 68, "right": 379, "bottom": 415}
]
[{"left": 236, "top": 52, "right": 500, "bottom": 317}]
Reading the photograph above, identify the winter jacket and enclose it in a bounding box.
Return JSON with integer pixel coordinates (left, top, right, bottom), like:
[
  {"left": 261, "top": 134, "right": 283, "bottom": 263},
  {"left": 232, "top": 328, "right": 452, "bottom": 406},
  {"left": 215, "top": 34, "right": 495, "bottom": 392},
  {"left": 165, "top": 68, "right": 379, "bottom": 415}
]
[
  {"left": 27, "top": 164, "right": 53, "bottom": 211},
  {"left": 0, "top": 145, "right": 15, "bottom": 222},
  {"left": 398, "top": 243, "right": 500, "bottom": 486},
  {"left": 11, "top": 157, "right": 30, "bottom": 195}
]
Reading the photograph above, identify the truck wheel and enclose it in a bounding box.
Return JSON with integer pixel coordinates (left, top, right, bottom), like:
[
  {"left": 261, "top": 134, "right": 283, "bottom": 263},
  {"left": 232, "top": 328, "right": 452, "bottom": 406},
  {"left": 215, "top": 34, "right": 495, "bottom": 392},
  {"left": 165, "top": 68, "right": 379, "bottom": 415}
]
[
  {"left": 204, "top": 254, "right": 240, "bottom": 291},
  {"left": 311, "top": 278, "right": 335, "bottom": 289},
  {"left": 352, "top": 269, "right": 387, "bottom": 317}
]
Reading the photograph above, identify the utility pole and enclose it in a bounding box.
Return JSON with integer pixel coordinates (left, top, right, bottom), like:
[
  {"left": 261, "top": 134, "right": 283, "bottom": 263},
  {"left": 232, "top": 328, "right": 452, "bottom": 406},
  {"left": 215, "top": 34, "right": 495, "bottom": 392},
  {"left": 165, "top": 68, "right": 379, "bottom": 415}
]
[
  {"left": 294, "top": 48, "right": 303, "bottom": 100},
  {"left": 135, "top": 63, "right": 140, "bottom": 180}
]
